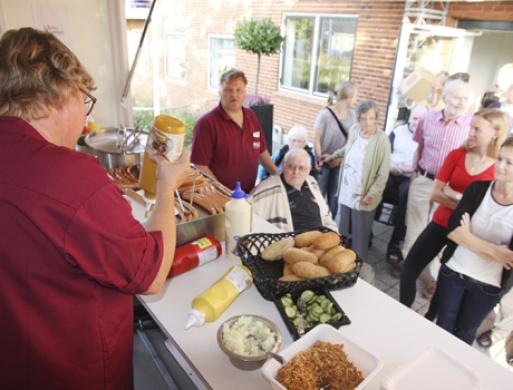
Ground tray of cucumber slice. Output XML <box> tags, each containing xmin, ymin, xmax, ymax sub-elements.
<box><xmin>272</xmin><ymin>287</ymin><xmax>351</xmax><ymax>340</ymax></box>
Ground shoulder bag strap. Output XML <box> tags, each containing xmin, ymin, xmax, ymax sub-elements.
<box><xmin>325</xmin><ymin>107</ymin><xmax>348</xmax><ymax>139</ymax></box>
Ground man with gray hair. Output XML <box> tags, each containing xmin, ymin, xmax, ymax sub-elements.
<box><xmin>249</xmin><ymin>148</ymin><xmax>337</xmax><ymax>232</ymax></box>
<box><xmin>398</xmin><ymin>78</ymin><xmax>473</xmax><ymax>299</ymax></box>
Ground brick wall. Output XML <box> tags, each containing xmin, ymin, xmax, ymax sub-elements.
<box><xmin>128</xmin><ymin>0</ymin><xmax>405</xmax><ymax>142</ymax></box>
<box><xmin>447</xmin><ymin>1</ymin><xmax>513</xmax><ymax>26</ymax></box>
<box><xmin>127</xmin><ymin>0</ymin><xmax>513</xmax><ymax>142</ymax></box>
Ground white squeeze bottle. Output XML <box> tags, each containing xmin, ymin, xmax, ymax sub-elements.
<box><xmin>224</xmin><ymin>182</ymin><xmax>252</xmax><ymax>263</ymax></box>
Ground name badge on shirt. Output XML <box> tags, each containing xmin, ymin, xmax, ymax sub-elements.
<box><xmin>253</xmin><ymin>132</ymin><xmax>260</xmax><ymax>138</ymax></box>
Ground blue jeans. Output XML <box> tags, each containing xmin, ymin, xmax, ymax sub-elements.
<box><xmin>318</xmin><ymin>163</ymin><xmax>340</xmax><ymax>218</ymax></box>
<box><xmin>436</xmin><ymin>264</ymin><xmax>503</xmax><ymax>345</ymax></box>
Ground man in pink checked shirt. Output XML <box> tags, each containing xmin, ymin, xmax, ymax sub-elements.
<box><xmin>398</xmin><ymin>79</ymin><xmax>472</xmax><ymax>298</ymax></box>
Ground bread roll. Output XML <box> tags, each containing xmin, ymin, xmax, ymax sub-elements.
<box><xmin>308</xmin><ymin>245</ymin><xmax>326</xmax><ymax>259</ymax></box>
<box><xmin>261</xmin><ymin>237</ymin><xmax>294</xmax><ymax>261</ymax></box>
<box><xmin>312</xmin><ymin>232</ymin><xmax>340</xmax><ymax>249</ymax></box>
<box><xmin>283</xmin><ymin>248</ymin><xmax>318</xmax><ymax>265</ymax></box>
<box><xmin>344</xmin><ymin>262</ymin><xmax>357</xmax><ymax>273</ymax></box>
<box><xmin>283</xmin><ymin>263</ymin><xmax>294</xmax><ymax>276</ymax></box>
<box><xmin>279</xmin><ymin>274</ymin><xmax>304</xmax><ymax>282</ymax></box>
<box><xmin>319</xmin><ymin>246</ymin><xmax>346</xmax><ymax>268</ymax></box>
<box><xmin>292</xmin><ymin>262</ymin><xmax>331</xmax><ymax>279</ymax></box>
<box><xmin>328</xmin><ymin>250</ymin><xmax>357</xmax><ymax>274</ymax></box>
<box><xmin>294</xmin><ymin>230</ymin><xmax>322</xmax><ymax>247</ymax></box>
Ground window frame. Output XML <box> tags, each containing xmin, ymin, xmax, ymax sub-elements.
<box><xmin>208</xmin><ymin>34</ymin><xmax>236</xmax><ymax>90</ymax></box>
<box><xmin>164</xmin><ymin>31</ymin><xmax>186</xmax><ymax>81</ymax></box>
<box><xmin>279</xmin><ymin>13</ymin><xmax>358</xmax><ymax>99</ymax></box>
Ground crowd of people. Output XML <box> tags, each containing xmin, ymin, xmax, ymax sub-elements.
<box><xmin>2</xmin><ymin>25</ymin><xmax>513</xmax><ymax>389</ymax></box>
<box><xmin>191</xmin><ymin>65</ymin><xmax>513</xmax><ymax>360</ymax></box>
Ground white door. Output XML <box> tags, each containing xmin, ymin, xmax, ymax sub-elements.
<box><xmin>385</xmin><ymin>23</ymin><xmax>475</xmax><ymax>134</ymax></box>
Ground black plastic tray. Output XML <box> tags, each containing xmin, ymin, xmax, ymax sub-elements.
<box><xmin>272</xmin><ymin>287</ymin><xmax>351</xmax><ymax>341</ymax></box>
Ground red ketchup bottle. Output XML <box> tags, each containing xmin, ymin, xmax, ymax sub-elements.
<box><xmin>167</xmin><ymin>236</ymin><xmax>222</xmax><ymax>278</ymax></box>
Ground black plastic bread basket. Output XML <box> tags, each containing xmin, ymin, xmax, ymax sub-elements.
<box><xmin>237</xmin><ymin>227</ymin><xmax>361</xmax><ymax>301</ymax></box>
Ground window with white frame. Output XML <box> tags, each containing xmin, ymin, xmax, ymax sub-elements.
<box><xmin>280</xmin><ymin>14</ymin><xmax>358</xmax><ymax>96</ymax></box>
<box><xmin>165</xmin><ymin>32</ymin><xmax>185</xmax><ymax>80</ymax></box>
<box><xmin>209</xmin><ymin>36</ymin><xmax>235</xmax><ymax>89</ymax></box>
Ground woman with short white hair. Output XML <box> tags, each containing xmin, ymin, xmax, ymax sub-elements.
<box><xmin>256</xmin><ymin>125</ymin><xmax>317</xmax><ymax>183</ymax></box>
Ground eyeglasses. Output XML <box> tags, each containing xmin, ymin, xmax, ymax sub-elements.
<box><xmin>285</xmin><ymin>163</ymin><xmax>310</xmax><ymax>172</ymax></box>
<box><xmin>289</xmin><ymin>138</ymin><xmax>306</xmax><ymax>145</ymax></box>
<box><xmin>80</xmin><ymin>88</ymin><xmax>97</xmax><ymax>116</ymax></box>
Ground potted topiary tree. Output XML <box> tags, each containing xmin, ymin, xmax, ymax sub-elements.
<box><xmin>234</xmin><ymin>17</ymin><xmax>285</xmax><ymax>154</ymax></box>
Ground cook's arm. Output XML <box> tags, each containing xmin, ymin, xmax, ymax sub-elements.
<box><xmin>142</xmin><ymin>150</ymin><xmax>193</xmax><ymax>294</ymax></box>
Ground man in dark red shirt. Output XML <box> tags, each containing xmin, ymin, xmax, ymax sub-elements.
<box><xmin>191</xmin><ymin>69</ymin><xmax>279</xmax><ymax>193</ymax></box>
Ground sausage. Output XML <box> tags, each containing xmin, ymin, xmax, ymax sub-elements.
<box><xmin>212</xmin><ymin>182</ymin><xmax>232</xmax><ymax>197</ymax></box>
<box><xmin>124</xmin><ymin>166</ymin><xmax>139</xmax><ymax>184</ymax></box>
<box><xmin>199</xmin><ymin>187</ymin><xmax>223</xmax><ymax>213</ymax></box>
<box><xmin>181</xmin><ymin>192</ymin><xmax>216</xmax><ymax>215</ymax></box>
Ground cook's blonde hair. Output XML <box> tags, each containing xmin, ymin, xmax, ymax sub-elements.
<box><xmin>0</xmin><ymin>28</ymin><xmax>95</xmax><ymax>121</ymax></box>
<box><xmin>461</xmin><ymin>108</ymin><xmax>508</xmax><ymax>158</ymax></box>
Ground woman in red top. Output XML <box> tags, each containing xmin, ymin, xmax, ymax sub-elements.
<box><xmin>400</xmin><ymin>109</ymin><xmax>508</xmax><ymax>311</ymax></box>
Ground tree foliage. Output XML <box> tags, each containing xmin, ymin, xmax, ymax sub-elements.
<box><xmin>234</xmin><ymin>17</ymin><xmax>285</xmax><ymax>96</ymax></box>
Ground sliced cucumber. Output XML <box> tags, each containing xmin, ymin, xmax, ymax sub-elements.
<box><xmin>281</xmin><ymin>295</ymin><xmax>293</xmax><ymax>307</ymax></box>
<box><xmin>284</xmin><ymin>306</ymin><xmax>297</xmax><ymax>318</ymax></box>
<box><xmin>330</xmin><ymin>312</ymin><xmax>342</xmax><ymax>322</ymax></box>
<box><xmin>300</xmin><ymin>290</ymin><xmax>315</xmax><ymax>303</ymax></box>
<box><xmin>319</xmin><ymin>313</ymin><xmax>332</xmax><ymax>323</ymax></box>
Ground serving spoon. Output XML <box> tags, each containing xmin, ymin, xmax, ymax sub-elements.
<box><xmin>247</xmin><ymin>334</ymin><xmax>285</xmax><ymax>365</ymax></box>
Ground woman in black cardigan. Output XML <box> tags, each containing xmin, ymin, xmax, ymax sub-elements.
<box><xmin>436</xmin><ymin>137</ymin><xmax>513</xmax><ymax>345</ymax></box>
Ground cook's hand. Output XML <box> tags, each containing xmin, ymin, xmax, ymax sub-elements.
<box><xmin>361</xmin><ymin>195</ymin><xmax>374</xmax><ymax>206</ymax></box>
<box><xmin>329</xmin><ymin>158</ymin><xmax>343</xmax><ymax>168</ymax></box>
<box><xmin>150</xmin><ymin>149</ymin><xmax>193</xmax><ymax>192</ymax></box>
<box><xmin>494</xmin><ymin>245</ymin><xmax>513</xmax><ymax>270</ymax></box>
<box><xmin>460</xmin><ymin>212</ymin><xmax>471</xmax><ymax>232</ymax></box>
<box><xmin>319</xmin><ymin>154</ymin><xmax>332</xmax><ymax>166</ymax></box>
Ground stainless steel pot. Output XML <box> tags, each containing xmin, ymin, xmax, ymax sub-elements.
<box><xmin>76</xmin><ymin>133</ymin><xmax>97</xmax><ymax>157</ymax></box>
<box><xmin>84</xmin><ymin>127</ymin><xmax>148</xmax><ymax>170</ymax></box>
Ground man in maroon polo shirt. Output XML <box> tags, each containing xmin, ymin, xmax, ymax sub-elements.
<box><xmin>191</xmin><ymin>69</ymin><xmax>280</xmax><ymax>193</ymax></box>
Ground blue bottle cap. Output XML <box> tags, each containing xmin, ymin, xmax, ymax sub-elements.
<box><xmin>231</xmin><ymin>182</ymin><xmax>247</xmax><ymax>199</ymax></box>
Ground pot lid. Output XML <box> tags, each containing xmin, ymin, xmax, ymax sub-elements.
<box><xmin>85</xmin><ymin>127</ymin><xmax>148</xmax><ymax>155</ymax></box>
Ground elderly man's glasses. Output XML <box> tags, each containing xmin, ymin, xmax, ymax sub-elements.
<box><xmin>285</xmin><ymin>163</ymin><xmax>310</xmax><ymax>172</ymax></box>
<box><xmin>289</xmin><ymin>138</ymin><xmax>305</xmax><ymax>145</ymax></box>
<box><xmin>80</xmin><ymin>88</ymin><xmax>97</xmax><ymax>116</ymax></box>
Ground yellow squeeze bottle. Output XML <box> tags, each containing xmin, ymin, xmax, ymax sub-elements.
<box><xmin>185</xmin><ymin>265</ymin><xmax>253</xmax><ymax>330</ymax></box>
<box><xmin>138</xmin><ymin>115</ymin><xmax>186</xmax><ymax>215</ymax></box>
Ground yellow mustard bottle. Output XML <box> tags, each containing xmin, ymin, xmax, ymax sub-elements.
<box><xmin>185</xmin><ymin>265</ymin><xmax>253</xmax><ymax>330</ymax></box>
<box><xmin>138</xmin><ymin>115</ymin><xmax>186</xmax><ymax>212</ymax></box>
